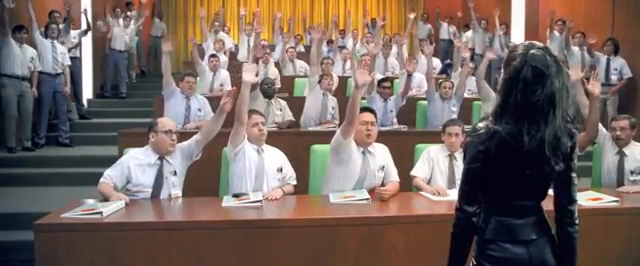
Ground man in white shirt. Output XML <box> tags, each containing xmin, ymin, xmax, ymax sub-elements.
<box><xmin>162</xmin><ymin>37</ymin><xmax>213</xmax><ymax>130</ymax></box>
<box><xmin>546</xmin><ymin>10</ymin><xmax>567</xmax><ymax>61</ymax></box>
<box><xmin>200</xmin><ymin>9</ymin><xmax>233</xmax><ymax>60</ymax></box>
<box><xmin>144</xmin><ymin>2</ymin><xmax>166</xmax><ymax>75</ymax></box>
<box><xmin>236</xmin><ymin>7</ymin><xmax>255</xmax><ymax>62</ymax></box>
<box><xmin>103</xmin><ymin>16</ymin><xmax>130</xmax><ymax>99</ymax></box>
<box><xmin>374</xmin><ymin>43</ymin><xmax>400</xmax><ymax>76</ymax></box>
<box><xmin>322</xmin><ymin>67</ymin><xmax>400</xmax><ymax>199</ymax></box>
<box><xmin>366</xmin><ymin>75</ymin><xmax>410</xmax><ymax>127</ymax></box>
<box><xmin>97</xmin><ymin>91</ymin><xmax>235</xmax><ymax>201</ymax></box>
<box><xmin>258</xmin><ymin>49</ymin><xmax>282</xmax><ymax>89</ymax></box>
<box><xmin>417</xmin><ymin>13</ymin><xmax>434</xmax><ymax>42</ymax></box>
<box><xmin>435</xmin><ymin>9</ymin><xmax>458</xmax><ymax>62</ymax></box>
<box><xmin>227</xmin><ymin>62</ymin><xmax>296</xmax><ymax>200</ymax></box>
<box><xmin>300</xmin><ymin>27</ymin><xmax>340</xmax><ymax>128</ymax></box>
<box><xmin>27</xmin><ymin>0</ymin><xmax>73</xmax><ymax>149</ymax></box>
<box><xmin>411</xmin><ymin>119</ymin><xmax>465</xmax><ymax>195</ymax></box>
<box><xmin>123</xmin><ymin>14</ymin><xmax>145</xmax><ymax>84</ymax></box>
<box><xmin>304</xmin><ymin>57</ymin><xmax>339</xmax><ymax>96</ymax></box>
<box><xmin>564</xmin><ymin>30</ymin><xmax>594</xmax><ymax>75</ymax></box>
<box><xmin>0</xmin><ymin>6</ymin><xmax>40</xmax><ymax>153</ymax></box>
<box><xmin>468</xmin><ymin>1</ymin><xmax>492</xmax><ymax>76</ymax></box>
<box><xmin>333</xmin><ymin>47</ymin><xmax>352</xmax><ymax>76</ymax></box>
<box><xmin>593</xmin><ymin>37</ymin><xmax>633</xmax><ymax>122</ymax></box>
<box><xmin>593</xmin><ymin>115</ymin><xmax>640</xmax><ymax>193</ymax></box>
<box><xmin>59</xmin><ymin>9</ymin><xmax>92</xmax><ymax>120</ymax></box>
<box><xmin>279</xmin><ymin>46</ymin><xmax>310</xmax><ymax>76</ymax></box>
<box><xmin>191</xmin><ymin>39</ymin><xmax>231</xmax><ymax>96</ymax></box>
<box><xmin>249</xmin><ymin>77</ymin><xmax>295</xmax><ymax>129</ymax></box>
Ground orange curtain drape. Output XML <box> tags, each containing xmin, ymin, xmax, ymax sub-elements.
<box><xmin>162</xmin><ymin>0</ymin><xmax>410</xmax><ymax>71</ymax></box>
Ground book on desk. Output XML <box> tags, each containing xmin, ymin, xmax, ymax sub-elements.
<box><xmin>577</xmin><ymin>190</ymin><xmax>621</xmax><ymax>206</ymax></box>
<box><xmin>419</xmin><ymin>189</ymin><xmax>458</xmax><ymax>201</ymax></box>
<box><xmin>61</xmin><ymin>201</ymin><xmax>125</xmax><ymax>218</ymax></box>
<box><xmin>222</xmin><ymin>192</ymin><xmax>264</xmax><ymax>207</ymax></box>
<box><xmin>329</xmin><ymin>189</ymin><xmax>371</xmax><ymax>204</ymax></box>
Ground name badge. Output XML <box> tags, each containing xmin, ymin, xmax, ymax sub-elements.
<box><xmin>375</xmin><ymin>165</ymin><xmax>385</xmax><ymax>184</ymax></box>
<box><xmin>276</xmin><ymin>166</ymin><xmax>284</xmax><ymax>181</ymax></box>
<box><xmin>629</xmin><ymin>166</ymin><xmax>640</xmax><ymax>181</ymax></box>
<box><xmin>170</xmin><ymin>189</ymin><xmax>182</xmax><ymax>198</ymax></box>
<box><xmin>197</xmin><ymin>108</ymin><xmax>204</xmax><ymax>116</ymax></box>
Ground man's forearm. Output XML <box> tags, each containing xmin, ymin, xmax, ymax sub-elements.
<box><xmin>31</xmin><ymin>71</ymin><xmax>39</xmax><ymax>88</ymax></box>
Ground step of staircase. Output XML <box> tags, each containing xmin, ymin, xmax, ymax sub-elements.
<box><xmin>0</xmin><ymin>168</ymin><xmax>105</xmax><ymax>187</ymax></box>
<box><xmin>127</xmin><ymin>83</ymin><xmax>162</xmax><ymax>92</ymax></box>
<box><xmin>87</xmin><ymin>98</ymin><xmax>154</xmax><ymax>109</ymax></box>
<box><xmin>0</xmin><ymin>230</ymin><xmax>34</xmax><ymax>264</ymax></box>
<box><xmin>0</xmin><ymin>146</ymin><xmax>117</xmax><ymax>168</ymax></box>
<box><xmin>48</xmin><ymin>118</ymin><xmax>150</xmax><ymax>133</ymax></box>
<box><xmin>127</xmin><ymin>90</ymin><xmax>160</xmax><ymax>99</ymax></box>
<box><xmin>85</xmin><ymin>108</ymin><xmax>154</xmax><ymax>119</ymax></box>
<box><xmin>46</xmin><ymin>132</ymin><xmax>117</xmax><ymax>146</ymax></box>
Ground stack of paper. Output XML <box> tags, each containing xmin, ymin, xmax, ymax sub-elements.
<box><xmin>419</xmin><ymin>189</ymin><xmax>458</xmax><ymax>201</ymax></box>
<box><xmin>329</xmin><ymin>189</ymin><xmax>371</xmax><ymax>204</ymax></box>
<box><xmin>379</xmin><ymin>125</ymin><xmax>408</xmax><ymax>131</ymax></box>
<box><xmin>577</xmin><ymin>191</ymin><xmax>620</xmax><ymax>206</ymax></box>
<box><xmin>61</xmin><ymin>201</ymin><xmax>125</xmax><ymax>218</ymax></box>
<box><xmin>308</xmin><ymin>124</ymin><xmax>338</xmax><ymax>131</ymax></box>
<box><xmin>222</xmin><ymin>192</ymin><xmax>264</xmax><ymax>207</ymax></box>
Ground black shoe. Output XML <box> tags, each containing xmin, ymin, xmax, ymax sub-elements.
<box><xmin>21</xmin><ymin>146</ymin><xmax>36</xmax><ymax>152</ymax></box>
<box><xmin>118</xmin><ymin>94</ymin><xmax>127</xmax><ymax>99</ymax></box>
<box><xmin>139</xmin><ymin>69</ymin><xmax>147</xmax><ymax>78</ymax></box>
<box><xmin>57</xmin><ymin>141</ymin><xmax>74</xmax><ymax>147</ymax></box>
<box><xmin>33</xmin><ymin>143</ymin><xmax>44</xmax><ymax>149</ymax></box>
<box><xmin>78</xmin><ymin>114</ymin><xmax>92</xmax><ymax>120</ymax></box>
<box><xmin>99</xmin><ymin>93</ymin><xmax>111</xmax><ymax>99</ymax></box>
<box><xmin>7</xmin><ymin>147</ymin><xmax>17</xmax><ymax>154</ymax></box>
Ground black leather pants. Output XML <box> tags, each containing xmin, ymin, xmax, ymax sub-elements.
<box><xmin>471</xmin><ymin>236</ymin><xmax>556</xmax><ymax>266</ymax></box>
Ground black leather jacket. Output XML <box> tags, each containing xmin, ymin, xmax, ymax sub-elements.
<box><xmin>447</xmin><ymin>123</ymin><xmax>579</xmax><ymax>266</ymax></box>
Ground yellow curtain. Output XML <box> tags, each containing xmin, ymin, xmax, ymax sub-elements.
<box><xmin>162</xmin><ymin>0</ymin><xmax>408</xmax><ymax>71</ymax></box>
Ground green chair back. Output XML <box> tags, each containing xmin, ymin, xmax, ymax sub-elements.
<box><xmin>220</xmin><ymin>147</ymin><xmax>230</xmax><ymax>196</ymax></box>
<box><xmin>293</xmin><ymin>78</ymin><xmax>309</xmax><ymax>97</ymax></box>
<box><xmin>591</xmin><ymin>144</ymin><xmax>602</xmax><ymax>188</ymax></box>
<box><xmin>360</xmin><ymin>99</ymin><xmax>368</xmax><ymax>107</ymax></box>
<box><xmin>415</xmin><ymin>100</ymin><xmax>429</xmax><ymax>129</ymax></box>
<box><xmin>346</xmin><ymin>78</ymin><xmax>354</xmax><ymax>96</ymax></box>
<box><xmin>393</xmin><ymin>79</ymin><xmax>400</xmax><ymax>95</ymax></box>
<box><xmin>412</xmin><ymin>143</ymin><xmax>438</xmax><ymax>192</ymax></box>
<box><xmin>471</xmin><ymin>101</ymin><xmax>482</xmax><ymax>124</ymax></box>
<box><xmin>309</xmin><ymin>144</ymin><xmax>331</xmax><ymax>195</ymax></box>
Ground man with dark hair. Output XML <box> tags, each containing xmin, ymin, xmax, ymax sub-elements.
<box><xmin>190</xmin><ymin>38</ymin><xmax>231</xmax><ymax>96</ymax></box>
<box><xmin>546</xmin><ymin>10</ymin><xmax>568</xmax><ymax>60</ymax></box>
<box><xmin>322</xmin><ymin>66</ymin><xmax>400</xmax><ymax>200</ymax></box>
<box><xmin>594</xmin><ymin>37</ymin><xmax>633</xmax><ymax>121</ymax></box>
<box><xmin>27</xmin><ymin>0</ymin><xmax>73</xmax><ymax>149</ymax></box>
<box><xmin>227</xmin><ymin>61</ymin><xmax>297</xmax><ymax>200</ymax></box>
<box><xmin>162</xmin><ymin>36</ymin><xmax>213</xmax><ymax>130</ymax></box>
<box><xmin>411</xmin><ymin>118</ymin><xmax>465</xmax><ymax>196</ymax></box>
<box><xmin>0</xmin><ymin>4</ymin><xmax>40</xmax><ymax>153</ymax></box>
<box><xmin>97</xmin><ymin>88</ymin><xmax>235</xmax><ymax>202</ymax></box>
<box><xmin>366</xmin><ymin>72</ymin><xmax>410</xmax><ymax>127</ymax></box>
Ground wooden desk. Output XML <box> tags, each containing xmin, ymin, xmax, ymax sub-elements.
<box><xmin>118</xmin><ymin>129</ymin><xmax>444</xmax><ymax>196</ymax></box>
<box><xmin>34</xmin><ymin>191</ymin><xmax>640</xmax><ymax>266</ymax></box>
<box><xmin>152</xmin><ymin>95</ymin><xmax>478</xmax><ymax>129</ymax></box>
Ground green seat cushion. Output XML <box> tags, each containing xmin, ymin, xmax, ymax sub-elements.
<box><xmin>415</xmin><ymin>100</ymin><xmax>428</xmax><ymax>129</ymax></box>
<box><xmin>471</xmin><ymin>101</ymin><xmax>482</xmax><ymax>124</ymax></box>
<box><xmin>293</xmin><ymin>77</ymin><xmax>309</xmax><ymax>97</ymax></box>
<box><xmin>308</xmin><ymin>144</ymin><xmax>331</xmax><ymax>195</ymax></box>
<box><xmin>220</xmin><ymin>147</ymin><xmax>230</xmax><ymax>196</ymax></box>
<box><xmin>591</xmin><ymin>144</ymin><xmax>602</xmax><ymax>188</ymax></box>
<box><xmin>412</xmin><ymin>143</ymin><xmax>438</xmax><ymax>192</ymax></box>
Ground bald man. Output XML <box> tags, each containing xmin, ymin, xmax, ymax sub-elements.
<box><xmin>97</xmin><ymin>89</ymin><xmax>236</xmax><ymax>201</ymax></box>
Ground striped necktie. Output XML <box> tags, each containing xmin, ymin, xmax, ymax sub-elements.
<box><xmin>183</xmin><ymin>95</ymin><xmax>191</xmax><ymax>128</ymax></box>
<box><xmin>51</xmin><ymin>40</ymin><xmax>60</xmax><ymax>73</ymax></box>
<box><xmin>253</xmin><ymin>147</ymin><xmax>265</xmax><ymax>192</ymax></box>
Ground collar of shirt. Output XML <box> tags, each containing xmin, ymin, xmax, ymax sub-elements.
<box><xmin>620</xmin><ymin>141</ymin><xmax>640</xmax><ymax>155</ymax></box>
<box><xmin>142</xmin><ymin>145</ymin><xmax>176</xmax><ymax>166</ymax></box>
<box><xmin>441</xmin><ymin>144</ymin><xmax>463</xmax><ymax>160</ymax></box>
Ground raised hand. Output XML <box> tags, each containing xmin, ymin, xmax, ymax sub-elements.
<box><xmin>275</xmin><ymin>12</ymin><xmax>282</xmax><ymax>18</ymax></box>
<box><xmin>549</xmin><ymin>10</ymin><xmax>556</xmax><ymax>18</ymax></box>
<box><xmin>454</xmin><ymin>38</ymin><xmax>462</xmax><ymax>48</ymax></box>
<box><xmin>460</xmin><ymin>45</ymin><xmax>472</xmax><ymax>59</ymax></box>
<box><xmin>586</xmin><ymin>71</ymin><xmax>602</xmax><ymax>97</ymax></box>
<box><xmin>568</xmin><ymin>62</ymin><xmax>583</xmax><ymax>82</ymax></box>
<box><xmin>3</xmin><ymin>0</ymin><xmax>16</xmax><ymax>8</ymax></box>
<box><xmin>219</xmin><ymin>87</ymin><xmax>237</xmax><ymax>113</ymax></box>
<box><xmin>354</xmin><ymin>68</ymin><xmax>372</xmax><ymax>89</ymax></box>
<box><xmin>484</xmin><ymin>49</ymin><xmax>497</xmax><ymax>60</ymax></box>
<box><xmin>310</xmin><ymin>25</ymin><xmax>323</xmax><ymax>40</ymax></box>
<box><xmin>240</xmin><ymin>7</ymin><xmax>247</xmax><ymax>16</ymax></box>
<box><xmin>189</xmin><ymin>36</ymin><xmax>197</xmax><ymax>46</ymax></box>
<box><xmin>332</xmin><ymin>15</ymin><xmax>338</xmax><ymax>23</ymax></box>
<box><xmin>587</xmin><ymin>37</ymin><xmax>597</xmax><ymax>45</ymax></box>
<box><xmin>467</xmin><ymin>0</ymin><xmax>474</xmax><ymax>7</ymax></box>
<box><xmin>567</xmin><ymin>20</ymin><xmax>574</xmax><ymax>28</ymax></box>
<box><xmin>493</xmin><ymin>8</ymin><xmax>500</xmax><ymax>17</ymax></box>
<box><xmin>200</xmin><ymin>8</ymin><xmax>206</xmax><ymax>19</ymax></box>
<box><xmin>64</xmin><ymin>0</ymin><xmax>71</xmax><ymax>10</ymax></box>
<box><xmin>457</xmin><ymin>11</ymin><xmax>463</xmax><ymax>18</ymax></box>
<box><xmin>301</xmin><ymin>13</ymin><xmax>307</xmax><ymax>20</ymax></box>
<box><xmin>408</xmin><ymin>12</ymin><xmax>416</xmax><ymax>19</ymax></box>
<box><xmin>436</xmin><ymin>8</ymin><xmax>441</xmax><ymax>13</ymax></box>
<box><xmin>161</xmin><ymin>36</ymin><xmax>174</xmax><ymax>53</ymax></box>
<box><xmin>242</xmin><ymin>64</ymin><xmax>260</xmax><ymax>84</ymax></box>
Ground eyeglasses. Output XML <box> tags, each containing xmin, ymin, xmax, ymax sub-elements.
<box><xmin>379</xmin><ymin>85</ymin><xmax>392</xmax><ymax>89</ymax></box>
<box><xmin>154</xmin><ymin>129</ymin><xmax>179</xmax><ymax>138</ymax></box>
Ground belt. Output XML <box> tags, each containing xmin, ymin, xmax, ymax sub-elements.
<box><xmin>110</xmin><ymin>48</ymin><xmax>127</xmax><ymax>52</ymax></box>
<box><xmin>39</xmin><ymin>72</ymin><xmax>63</xmax><ymax>76</ymax></box>
<box><xmin>0</xmin><ymin>74</ymin><xmax>30</xmax><ymax>81</ymax></box>
<box><xmin>151</xmin><ymin>35</ymin><xmax>163</xmax><ymax>38</ymax></box>
<box><xmin>70</xmin><ymin>56</ymin><xmax>80</xmax><ymax>59</ymax></box>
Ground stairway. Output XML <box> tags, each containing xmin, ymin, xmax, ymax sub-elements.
<box><xmin>0</xmin><ymin>77</ymin><xmax>161</xmax><ymax>266</ymax></box>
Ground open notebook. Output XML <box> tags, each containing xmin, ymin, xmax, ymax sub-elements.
<box><xmin>419</xmin><ymin>189</ymin><xmax>458</xmax><ymax>201</ymax></box>
<box><xmin>329</xmin><ymin>189</ymin><xmax>371</xmax><ymax>204</ymax></box>
<box><xmin>61</xmin><ymin>201</ymin><xmax>125</xmax><ymax>218</ymax></box>
<box><xmin>222</xmin><ymin>192</ymin><xmax>264</xmax><ymax>207</ymax></box>
<box><xmin>307</xmin><ymin>124</ymin><xmax>338</xmax><ymax>131</ymax></box>
<box><xmin>577</xmin><ymin>190</ymin><xmax>620</xmax><ymax>206</ymax></box>
<box><xmin>379</xmin><ymin>125</ymin><xmax>408</xmax><ymax>131</ymax></box>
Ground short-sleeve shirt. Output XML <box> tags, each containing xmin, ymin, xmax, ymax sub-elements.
<box><xmin>410</xmin><ymin>144</ymin><xmax>463</xmax><ymax>189</ymax></box>
<box><xmin>163</xmin><ymin>87</ymin><xmax>214</xmax><ymax>128</ymax></box>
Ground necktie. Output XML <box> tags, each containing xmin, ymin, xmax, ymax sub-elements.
<box><xmin>319</xmin><ymin>92</ymin><xmax>329</xmax><ymax>122</ymax></box>
<box><xmin>616</xmin><ymin>149</ymin><xmax>626</xmax><ymax>188</ymax></box>
<box><xmin>150</xmin><ymin>157</ymin><xmax>165</xmax><ymax>198</ymax></box>
<box><xmin>381</xmin><ymin>100</ymin><xmax>391</xmax><ymax>127</ymax></box>
<box><xmin>209</xmin><ymin>71</ymin><xmax>217</xmax><ymax>93</ymax></box>
<box><xmin>383</xmin><ymin>57</ymin><xmax>389</xmax><ymax>75</ymax></box>
<box><xmin>51</xmin><ymin>41</ymin><xmax>60</xmax><ymax>73</ymax></box>
<box><xmin>342</xmin><ymin>61</ymin><xmax>347</xmax><ymax>75</ymax></box>
<box><xmin>264</xmin><ymin>100</ymin><xmax>273</xmax><ymax>125</ymax></box>
<box><xmin>183</xmin><ymin>95</ymin><xmax>191</xmax><ymax>128</ymax></box>
<box><xmin>253</xmin><ymin>147</ymin><xmax>265</xmax><ymax>192</ymax></box>
<box><xmin>447</xmin><ymin>153</ymin><xmax>456</xmax><ymax>189</ymax></box>
<box><xmin>580</xmin><ymin>47</ymin><xmax>586</xmax><ymax>73</ymax></box>
<box><xmin>246</xmin><ymin>36</ymin><xmax>252</xmax><ymax>60</ymax></box>
<box><xmin>353</xmin><ymin>149</ymin><xmax>370</xmax><ymax>190</ymax></box>
<box><xmin>291</xmin><ymin>59</ymin><xmax>298</xmax><ymax>75</ymax></box>
<box><xmin>604</xmin><ymin>57</ymin><xmax>612</xmax><ymax>84</ymax></box>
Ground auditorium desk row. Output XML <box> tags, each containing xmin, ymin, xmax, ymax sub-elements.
<box><xmin>119</xmin><ymin>128</ymin><xmax>448</xmax><ymax>196</ymax></box>
<box><xmin>34</xmin><ymin>190</ymin><xmax>640</xmax><ymax>266</ymax></box>
<box><xmin>153</xmin><ymin>96</ymin><xmax>480</xmax><ymax>129</ymax></box>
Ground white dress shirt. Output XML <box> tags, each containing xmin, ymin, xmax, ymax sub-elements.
<box><xmin>208</xmin><ymin>31</ymin><xmax>235</xmax><ymax>51</ymax></box>
<box><xmin>202</xmin><ymin>40</ymin><xmax>229</xmax><ymax>70</ymax></box>
<box><xmin>61</xmin><ymin>29</ymin><xmax>83</xmax><ymax>58</ymax></box>
<box><xmin>150</xmin><ymin>18</ymin><xmax>167</xmax><ymax>37</ymax></box>
<box><xmin>227</xmin><ymin>135</ymin><xmax>297</xmax><ymax>194</ymax></box>
<box><xmin>417</xmin><ymin>21</ymin><xmax>434</xmax><ymax>40</ymax></box>
<box><xmin>438</xmin><ymin>22</ymin><xmax>457</xmax><ymax>40</ymax></box>
<box><xmin>334</xmin><ymin>57</ymin><xmax>352</xmax><ymax>76</ymax></box>
<box><xmin>565</xmin><ymin>46</ymin><xmax>593</xmax><ymax>69</ymax></box>
<box><xmin>258</xmin><ymin>61</ymin><xmax>282</xmax><ymax>88</ymax></box>
<box><xmin>303</xmin><ymin>73</ymin><xmax>338</xmax><ymax>96</ymax></box>
<box><xmin>0</xmin><ymin>37</ymin><xmax>40</xmax><ymax>77</ymax></box>
<box><xmin>31</xmin><ymin>23</ymin><xmax>71</xmax><ymax>74</ymax></box>
<box><xmin>195</xmin><ymin>64</ymin><xmax>231</xmax><ymax>95</ymax></box>
<box><xmin>237</xmin><ymin>34</ymin><xmax>254</xmax><ymax>62</ymax></box>
<box><xmin>300</xmin><ymin>74</ymin><xmax>340</xmax><ymax>128</ymax></box>
<box><xmin>390</xmin><ymin>44</ymin><xmax>409</xmax><ymax>60</ymax></box>
<box><xmin>595</xmin><ymin>125</ymin><xmax>640</xmax><ymax>188</ymax></box>
<box><xmin>322</xmin><ymin>133</ymin><xmax>400</xmax><ymax>194</ymax></box>
<box><xmin>410</xmin><ymin>144</ymin><xmax>463</xmax><ymax>189</ymax></box>
<box><xmin>417</xmin><ymin>54</ymin><xmax>442</xmax><ymax>76</ymax></box>
<box><xmin>249</xmin><ymin>90</ymin><xmax>296</xmax><ymax>126</ymax></box>
<box><xmin>593</xmin><ymin>52</ymin><xmax>633</xmax><ymax>87</ymax></box>
<box><xmin>366</xmin><ymin>89</ymin><xmax>406</xmax><ymax>127</ymax></box>
<box><xmin>547</xmin><ymin>30</ymin><xmax>565</xmax><ymax>59</ymax></box>
<box><xmin>404</xmin><ymin>72</ymin><xmax>428</xmax><ymax>97</ymax></box>
<box><xmin>280</xmin><ymin>58</ymin><xmax>310</xmax><ymax>76</ymax></box>
<box><xmin>109</xmin><ymin>25</ymin><xmax>130</xmax><ymax>51</ymax></box>
<box><xmin>462</xmin><ymin>30</ymin><xmax>474</xmax><ymax>47</ymax></box>
<box><xmin>98</xmin><ymin>136</ymin><xmax>203</xmax><ymax>199</ymax></box>
<box><xmin>374</xmin><ymin>54</ymin><xmax>400</xmax><ymax>76</ymax></box>
<box><xmin>163</xmin><ymin>86</ymin><xmax>214</xmax><ymax>128</ymax></box>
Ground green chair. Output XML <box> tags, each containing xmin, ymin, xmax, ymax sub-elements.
<box><xmin>345</xmin><ymin>78</ymin><xmax>354</xmax><ymax>96</ymax></box>
<box><xmin>412</xmin><ymin>143</ymin><xmax>438</xmax><ymax>192</ymax></box>
<box><xmin>360</xmin><ymin>99</ymin><xmax>369</xmax><ymax>107</ymax></box>
<box><xmin>471</xmin><ymin>101</ymin><xmax>482</xmax><ymax>124</ymax></box>
<box><xmin>393</xmin><ymin>79</ymin><xmax>400</xmax><ymax>95</ymax></box>
<box><xmin>293</xmin><ymin>77</ymin><xmax>308</xmax><ymax>96</ymax></box>
<box><xmin>219</xmin><ymin>147</ymin><xmax>230</xmax><ymax>196</ymax></box>
<box><xmin>591</xmin><ymin>144</ymin><xmax>602</xmax><ymax>188</ymax></box>
<box><xmin>308</xmin><ymin>144</ymin><xmax>331</xmax><ymax>195</ymax></box>
<box><xmin>415</xmin><ymin>101</ymin><xmax>429</xmax><ymax>129</ymax></box>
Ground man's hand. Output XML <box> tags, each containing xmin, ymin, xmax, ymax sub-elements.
<box><xmin>429</xmin><ymin>186</ymin><xmax>449</xmax><ymax>196</ymax></box>
<box><xmin>309</xmin><ymin>25</ymin><xmax>323</xmax><ymax>41</ymax></box>
<box><xmin>617</xmin><ymin>185</ymin><xmax>640</xmax><ymax>193</ymax></box>
<box><xmin>242</xmin><ymin>64</ymin><xmax>260</xmax><ymax>84</ymax></box>
<box><xmin>586</xmin><ymin>70</ymin><xmax>602</xmax><ymax>97</ymax></box>
<box><xmin>31</xmin><ymin>87</ymin><xmax>38</xmax><ymax>98</ymax></box>
<box><xmin>161</xmin><ymin>35</ymin><xmax>174</xmax><ymax>53</ymax></box>
<box><xmin>493</xmin><ymin>8</ymin><xmax>500</xmax><ymax>17</ymax></box>
<box><xmin>264</xmin><ymin>188</ymin><xmax>285</xmax><ymax>200</ymax></box>
<box><xmin>354</xmin><ymin>68</ymin><xmax>372</xmax><ymax>89</ymax></box>
<box><xmin>240</xmin><ymin>7</ymin><xmax>246</xmax><ymax>16</ymax></box>
<box><xmin>375</xmin><ymin>186</ymin><xmax>394</xmax><ymax>201</ymax></box>
<box><xmin>199</xmin><ymin>7</ymin><xmax>206</xmax><ymax>19</ymax></box>
<box><xmin>110</xmin><ymin>192</ymin><xmax>130</xmax><ymax>203</ymax></box>
<box><xmin>63</xmin><ymin>85</ymin><xmax>70</xmax><ymax>96</ymax></box>
<box><xmin>408</xmin><ymin>12</ymin><xmax>416</xmax><ymax>19</ymax></box>
<box><xmin>484</xmin><ymin>49</ymin><xmax>497</xmax><ymax>61</ymax></box>
<box><xmin>218</xmin><ymin>87</ymin><xmax>237</xmax><ymax>113</ymax></box>
<box><xmin>183</xmin><ymin>123</ymin><xmax>199</xmax><ymax>130</ymax></box>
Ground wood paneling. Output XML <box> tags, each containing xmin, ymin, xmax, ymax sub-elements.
<box><xmin>421</xmin><ymin>0</ymin><xmax>510</xmax><ymax>35</ymax></box>
<box><xmin>537</xmin><ymin>0</ymin><xmax>613</xmax><ymax>48</ymax></box>
<box><xmin>613</xmin><ymin>0</ymin><xmax>640</xmax><ymax>120</ymax></box>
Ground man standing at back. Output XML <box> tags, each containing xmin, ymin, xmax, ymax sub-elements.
<box><xmin>321</xmin><ymin>66</ymin><xmax>400</xmax><ymax>201</ymax></box>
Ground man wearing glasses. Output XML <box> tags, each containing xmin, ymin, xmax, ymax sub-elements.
<box><xmin>96</xmin><ymin>89</ymin><xmax>236</xmax><ymax>202</ymax></box>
